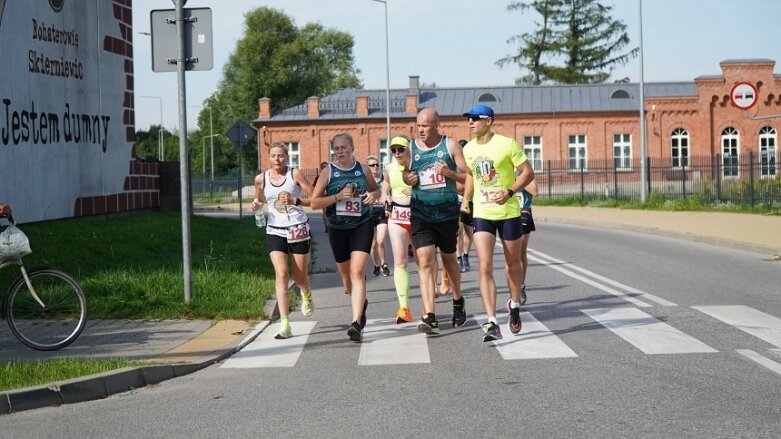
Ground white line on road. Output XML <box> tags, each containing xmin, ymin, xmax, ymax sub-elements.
<box><xmin>582</xmin><ymin>307</ymin><xmax>717</xmax><ymax>354</ymax></box>
<box><xmin>693</xmin><ymin>305</ymin><xmax>781</xmax><ymax>348</ymax></box>
<box><xmin>474</xmin><ymin>313</ymin><xmax>578</xmax><ymax>360</ymax></box>
<box><xmin>358</xmin><ymin>318</ymin><xmax>431</xmax><ymax>365</ymax></box>
<box><xmin>529</xmin><ymin>249</ymin><xmax>677</xmax><ymax>307</ymax></box>
<box><xmin>737</xmin><ymin>349</ymin><xmax>781</xmax><ymax>376</ymax></box>
<box><xmin>527</xmin><ymin>253</ymin><xmax>652</xmax><ymax>308</ymax></box>
<box><xmin>221</xmin><ymin>321</ymin><xmax>317</xmax><ymax>368</ymax></box>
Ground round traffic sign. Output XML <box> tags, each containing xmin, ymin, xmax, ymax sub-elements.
<box><xmin>730</xmin><ymin>82</ymin><xmax>758</xmax><ymax>110</ymax></box>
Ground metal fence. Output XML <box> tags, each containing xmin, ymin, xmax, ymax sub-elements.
<box><xmin>191</xmin><ymin>153</ymin><xmax>780</xmax><ymax>209</ymax></box>
<box><xmin>537</xmin><ymin>152</ymin><xmax>779</xmax><ymax>208</ymax></box>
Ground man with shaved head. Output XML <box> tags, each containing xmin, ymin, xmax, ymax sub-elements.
<box><xmin>403</xmin><ymin>107</ymin><xmax>468</xmax><ymax>334</ymax></box>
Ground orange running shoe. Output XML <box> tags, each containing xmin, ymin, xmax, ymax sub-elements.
<box><xmin>396</xmin><ymin>307</ymin><xmax>413</xmax><ymax>324</ymax></box>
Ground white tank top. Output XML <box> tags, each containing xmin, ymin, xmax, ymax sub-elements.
<box><xmin>264</xmin><ymin>167</ymin><xmax>309</xmax><ymax>237</ymax></box>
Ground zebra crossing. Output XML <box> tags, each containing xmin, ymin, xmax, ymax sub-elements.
<box><xmin>221</xmin><ymin>304</ymin><xmax>781</xmax><ymax>375</ymax></box>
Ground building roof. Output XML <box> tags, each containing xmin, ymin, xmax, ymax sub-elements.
<box><xmin>259</xmin><ymin>82</ymin><xmax>698</xmax><ymax>122</ymax></box>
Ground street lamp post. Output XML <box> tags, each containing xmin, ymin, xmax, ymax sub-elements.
<box><xmin>638</xmin><ymin>0</ymin><xmax>648</xmax><ymax>203</ymax></box>
<box><xmin>201</xmin><ymin>134</ymin><xmax>220</xmax><ymax>197</ymax></box>
<box><xmin>139</xmin><ymin>95</ymin><xmax>164</xmax><ymax>160</ymax></box>
<box><xmin>192</xmin><ymin>105</ymin><xmax>216</xmax><ymax>198</ymax></box>
<box><xmin>372</xmin><ymin>0</ymin><xmax>391</xmax><ymax>160</ymax></box>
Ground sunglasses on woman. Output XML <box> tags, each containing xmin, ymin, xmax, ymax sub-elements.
<box><xmin>367</xmin><ymin>163</ymin><xmax>380</xmax><ymax>167</ymax></box>
<box><xmin>390</xmin><ymin>147</ymin><xmax>406</xmax><ymax>153</ymax></box>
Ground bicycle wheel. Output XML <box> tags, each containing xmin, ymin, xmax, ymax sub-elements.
<box><xmin>5</xmin><ymin>268</ymin><xmax>87</xmax><ymax>351</ymax></box>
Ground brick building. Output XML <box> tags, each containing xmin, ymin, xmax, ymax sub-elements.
<box><xmin>253</xmin><ymin>59</ymin><xmax>780</xmax><ymax>180</ymax></box>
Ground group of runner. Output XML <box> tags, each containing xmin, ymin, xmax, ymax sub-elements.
<box><xmin>252</xmin><ymin>105</ymin><xmax>537</xmax><ymax>343</ymax></box>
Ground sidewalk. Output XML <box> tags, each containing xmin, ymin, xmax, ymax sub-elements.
<box><xmin>2</xmin><ymin>205</ymin><xmax>778</xmax><ymax>414</ymax></box>
<box><xmin>534</xmin><ymin>206</ymin><xmax>781</xmax><ymax>257</ymax></box>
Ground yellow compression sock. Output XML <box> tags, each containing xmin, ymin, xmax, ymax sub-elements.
<box><xmin>280</xmin><ymin>316</ymin><xmax>290</xmax><ymax>326</ymax></box>
<box><xmin>394</xmin><ymin>267</ymin><xmax>409</xmax><ymax>308</ymax></box>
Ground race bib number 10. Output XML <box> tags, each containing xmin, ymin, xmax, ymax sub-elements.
<box><xmin>336</xmin><ymin>197</ymin><xmax>362</xmax><ymax>216</ymax></box>
<box><xmin>419</xmin><ymin>167</ymin><xmax>446</xmax><ymax>190</ymax></box>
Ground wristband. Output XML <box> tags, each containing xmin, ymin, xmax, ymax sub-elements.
<box><xmin>506</xmin><ymin>189</ymin><xmax>515</xmax><ymax>198</ymax></box>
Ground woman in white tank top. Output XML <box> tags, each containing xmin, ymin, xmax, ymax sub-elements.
<box><xmin>251</xmin><ymin>143</ymin><xmax>315</xmax><ymax>340</ymax></box>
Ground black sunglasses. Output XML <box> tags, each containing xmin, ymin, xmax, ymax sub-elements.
<box><xmin>390</xmin><ymin>147</ymin><xmax>406</xmax><ymax>153</ymax></box>
<box><xmin>467</xmin><ymin>115</ymin><xmax>489</xmax><ymax>122</ymax></box>
<box><xmin>367</xmin><ymin>163</ymin><xmax>380</xmax><ymax>167</ymax></box>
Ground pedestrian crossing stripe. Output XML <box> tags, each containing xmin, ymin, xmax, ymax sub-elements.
<box><xmin>221</xmin><ymin>321</ymin><xmax>317</xmax><ymax>368</ymax></box>
<box><xmin>693</xmin><ymin>305</ymin><xmax>781</xmax><ymax>349</ymax></box>
<box><xmin>473</xmin><ymin>312</ymin><xmax>578</xmax><ymax>359</ymax></box>
<box><xmin>220</xmin><ymin>306</ymin><xmax>781</xmax><ymax>368</ymax></box>
<box><xmin>582</xmin><ymin>307</ymin><xmax>717</xmax><ymax>354</ymax></box>
<box><xmin>358</xmin><ymin>318</ymin><xmax>430</xmax><ymax>365</ymax></box>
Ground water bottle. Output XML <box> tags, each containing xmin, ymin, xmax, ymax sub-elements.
<box><xmin>254</xmin><ymin>205</ymin><xmax>266</xmax><ymax>228</ymax></box>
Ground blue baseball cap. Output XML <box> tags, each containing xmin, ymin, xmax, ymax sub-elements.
<box><xmin>463</xmin><ymin>104</ymin><xmax>494</xmax><ymax>118</ymax></box>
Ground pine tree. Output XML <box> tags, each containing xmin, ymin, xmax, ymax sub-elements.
<box><xmin>497</xmin><ymin>0</ymin><xmax>638</xmax><ymax>85</ymax></box>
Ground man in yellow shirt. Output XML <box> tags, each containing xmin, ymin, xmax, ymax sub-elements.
<box><xmin>460</xmin><ymin>105</ymin><xmax>535</xmax><ymax>342</ymax></box>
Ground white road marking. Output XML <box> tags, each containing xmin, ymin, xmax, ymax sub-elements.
<box><xmin>221</xmin><ymin>321</ymin><xmax>317</xmax><ymax>368</ymax></box>
<box><xmin>582</xmin><ymin>307</ymin><xmax>717</xmax><ymax>354</ymax></box>
<box><xmin>358</xmin><ymin>318</ymin><xmax>431</xmax><ymax>365</ymax></box>
<box><xmin>737</xmin><ymin>349</ymin><xmax>781</xmax><ymax>376</ymax></box>
<box><xmin>475</xmin><ymin>313</ymin><xmax>578</xmax><ymax>359</ymax></box>
<box><xmin>529</xmin><ymin>249</ymin><xmax>677</xmax><ymax>307</ymax></box>
<box><xmin>693</xmin><ymin>305</ymin><xmax>781</xmax><ymax>348</ymax></box>
<box><xmin>528</xmin><ymin>253</ymin><xmax>652</xmax><ymax>307</ymax></box>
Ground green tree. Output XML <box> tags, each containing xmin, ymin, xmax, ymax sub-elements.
<box><xmin>194</xmin><ymin>7</ymin><xmax>362</xmax><ymax>173</ymax></box>
<box><xmin>134</xmin><ymin>125</ymin><xmax>171</xmax><ymax>160</ymax></box>
<box><xmin>497</xmin><ymin>0</ymin><xmax>638</xmax><ymax>85</ymax></box>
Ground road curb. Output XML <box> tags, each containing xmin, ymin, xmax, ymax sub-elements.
<box><xmin>0</xmin><ymin>321</ymin><xmax>271</xmax><ymax>415</ymax></box>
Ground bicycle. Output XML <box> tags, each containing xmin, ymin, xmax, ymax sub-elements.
<box><xmin>1</xmin><ymin>215</ymin><xmax>87</xmax><ymax>351</ymax></box>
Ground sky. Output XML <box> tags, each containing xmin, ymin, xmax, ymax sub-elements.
<box><xmin>131</xmin><ymin>0</ymin><xmax>781</xmax><ymax>132</ymax></box>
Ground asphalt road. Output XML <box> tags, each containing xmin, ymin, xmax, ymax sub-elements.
<box><xmin>2</xmin><ymin>217</ymin><xmax>780</xmax><ymax>438</ymax></box>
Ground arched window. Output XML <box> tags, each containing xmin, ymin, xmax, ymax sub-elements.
<box><xmin>477</xmin><ymin>93</ymin><xmax>498</xmax><ymax>103</ymax></box>
<box><xmin>759</xmin><ymin>126</ymin><xmax>777</xmax><ymax>177</ymax></box>
<box><xmin>610</xmin><ymin>89</ymin><xmax>630</xmax><ymax>99</ymax></box>
<box><xmin>721</xmin><ymin>127</ymin><xmax>739</xmax><ymax>177</ymax></box>
<box><xmin>671</xmin><ymin>128</ymin><xmax>689</xmax><ymax>168</ymax></box>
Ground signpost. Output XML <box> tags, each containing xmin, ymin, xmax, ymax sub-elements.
<box><xmin>146</xmin><ymin>0</ymin><xmax>213</xmax><ymax>304</ymax></box>
<box><xmin>227</xmin><ymin>120</ymin><xmax>256</xmax><ymax>218</ymax></box>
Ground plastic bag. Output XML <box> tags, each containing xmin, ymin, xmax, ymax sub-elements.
<box><xmin>0</xmin><ymin>224</ymin><xmax>32</xmax><ymax>258</ymax></box>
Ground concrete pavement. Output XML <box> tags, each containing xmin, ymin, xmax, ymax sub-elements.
<box><xmin>2</xmin><ymin>205</ymin><xmax>778</xmax><ymax>414</ymax></box>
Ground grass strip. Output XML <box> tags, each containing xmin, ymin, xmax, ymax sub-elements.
<box><xmin>0</xmin><ymin>358</ymin><xmax>144</xmax><ymax>392</ymax></box>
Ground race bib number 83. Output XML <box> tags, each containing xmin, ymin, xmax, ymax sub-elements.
<box><xmin>336</xmin><ymin>197</ymin><xmax>362</xmax><ymax>216</ymax></box>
